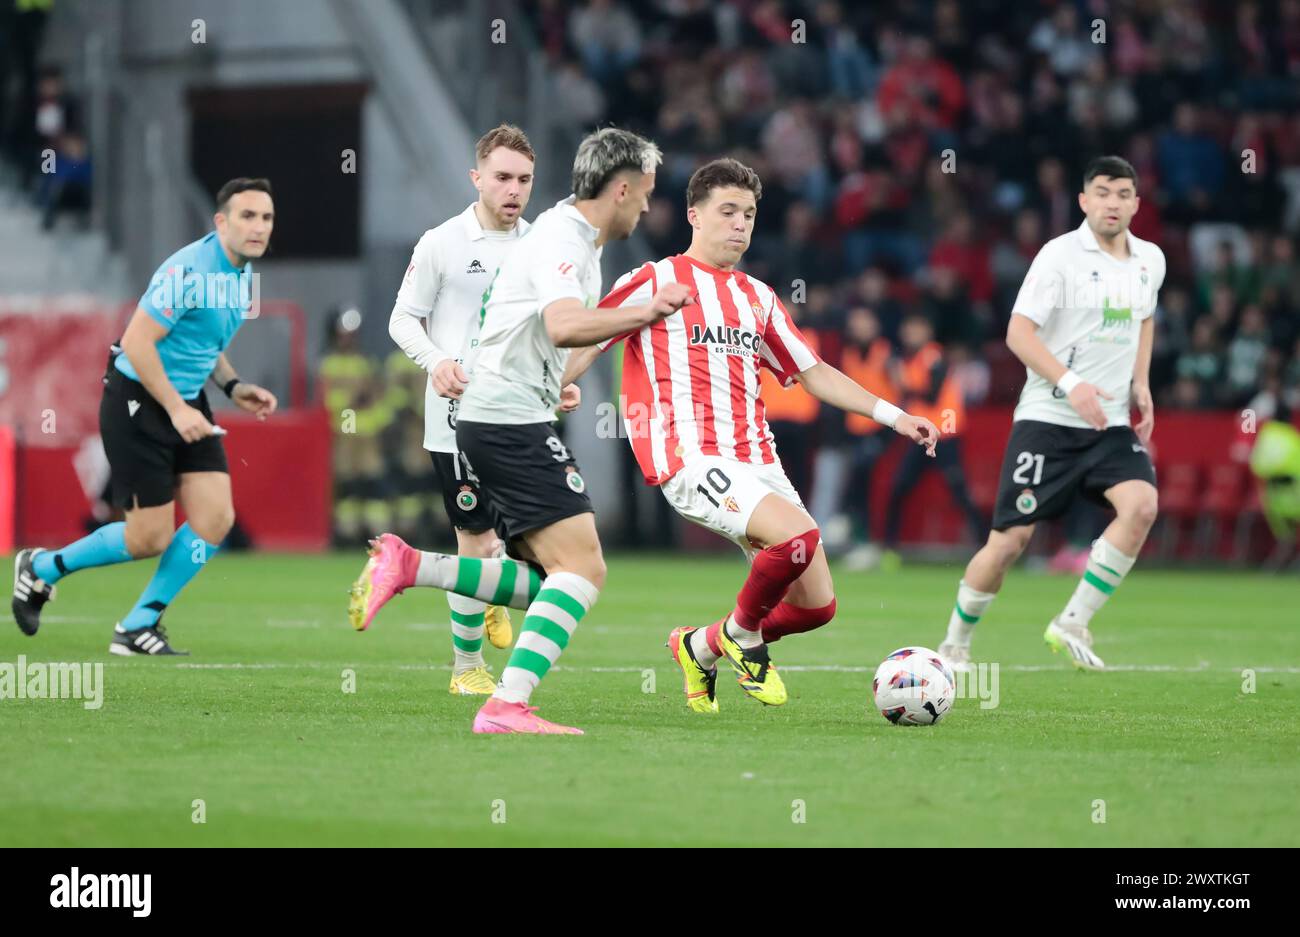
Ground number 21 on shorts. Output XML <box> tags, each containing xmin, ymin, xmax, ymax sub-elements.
<box><xmin>1012</xmin><ymin>451</ymin><xmax>1044</xmax><ymax>485</ymax></box>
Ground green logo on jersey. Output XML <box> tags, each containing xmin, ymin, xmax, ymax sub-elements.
<box><xmin>1100</xmin><ymin>298</ymin><xmax>1133</xmax><ymax>329</ymax></box>
<box><xmin>477</xmin><ymin>268</ymin><xmax>500</xmax><ymax>327</ymax></box>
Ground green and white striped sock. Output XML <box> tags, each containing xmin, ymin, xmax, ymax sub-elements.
<box><xmin>448</xmin><ymin>592</ymin><xmax>486</xmax><ymax>674</ymax></box>
<box><xmin>493</xmin><ymin>572</ymin><xmax>599</xmax><ymax>705</ymax></box>
<box><xmin>416</xmin><ymin>553</ymin><xmax>541</xmax><ymax>609</ymax></box>
<box><xmin>945</xmin><ymin>580</ymin><xmax>997</xmax><ymax>647</ymax></box>
<box><xmin>1060</xmin><ymin>537</ymin><xmax>1135</xmax><ymax>629</ymax></box>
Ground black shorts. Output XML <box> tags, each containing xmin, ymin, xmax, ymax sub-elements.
<box><xmin>455</xmin><ymin>420</ymin><xmax>594</xmax><ymax>541</ymax></box>
<box><xmin>99</xmin><ymin>368</ymin><xmax>228</xmax><ymax>509</ymax></box>
<box><xmin>429</xmin><ymin>449</ymin><xmax>498</xmax><ymax>533</ymax></box>
<box><xmin>991</xmin><ymin>420</ymin><xmax>1156</xmax><ymax>530</ymax></box>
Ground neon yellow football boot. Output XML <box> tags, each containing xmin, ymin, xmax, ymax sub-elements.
<box><xmin>484</xmin><ymin>604</ymin><xmax>513</xmax><ymax>649</ymax></box>
<box><xmin>718</xmin><ymin>621</ymin><xmax>787</xmax><ymax>706</ymax></box>
<box><xmin>667</xmin><ymin>626</ymin><xmax>719</xmax><ymax>713</ymax></box>
<box><xmin>449</xmin><ymin>666</ymin><xmax>497</xmax><ymax>695</ymax></box>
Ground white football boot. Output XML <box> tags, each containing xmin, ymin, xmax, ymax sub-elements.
<box><xmin>1044</xmin><ymin>617</ymin><xmax>1104</xmax><ymax>671</ymax></box>
<box><xmin>937</xmin><ymin>641</ymin><xmax>975</xmax><ymax>673</ymax></box>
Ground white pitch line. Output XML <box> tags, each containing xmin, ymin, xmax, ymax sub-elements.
<box><xmin>171</xmin><ymin>662</ymin><xmax>1300</xmax><ymax>674</ymax></box>
<box><xmin>173</xmin><ymin>663</ymin><xmax>299</xmax><ymax>670</ymax></box>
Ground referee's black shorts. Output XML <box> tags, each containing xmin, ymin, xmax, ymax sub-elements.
<box><xmin>99</xmin><ymin>368</ymin><xmax>228</xmax><ymax>509</ymax></box>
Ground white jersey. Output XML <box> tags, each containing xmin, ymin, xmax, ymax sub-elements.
<box><xmin>1011</xmin><ymin>220</ymin><xmax>1166</xmax><ymax>429</ymax></box>
<box><xmin>458</xmin><ymin>195</ymin><xmax>603</xmax><ymax>425</ymax></box>
<box><xmin>389</xmin><ymin>203</ymin><xmax>529</xmax><ymax>451</ymax></box>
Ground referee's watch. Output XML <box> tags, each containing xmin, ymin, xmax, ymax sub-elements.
<box><xmin>222</xmin><ymin>377</ymin><xmax>242</xmax><ymax>398</ymax></box>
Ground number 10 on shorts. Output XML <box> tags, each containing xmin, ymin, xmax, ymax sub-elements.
<box><xmin>696</xmin><ymin>467</ymin><xmax>733</xmax><ymax>509</ymax></box>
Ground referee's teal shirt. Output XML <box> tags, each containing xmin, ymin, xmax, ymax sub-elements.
<box><xmin>116</xmin><ymin>232</ymin><xmax>252</xmax><ymax>400</ymax></box>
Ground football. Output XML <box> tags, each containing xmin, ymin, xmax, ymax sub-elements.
<box><xmin>872</xmin><ymin>646</ymin><xmax>956</xmax><ymax>725</ymax></box>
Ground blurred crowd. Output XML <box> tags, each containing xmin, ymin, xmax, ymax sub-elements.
<box><xmin>318</xmin><ymin>309</ymin><xmax>448</xmax><ymax>547</ymax></box>
<box><xmin>0</xmin><ymin>0</ymin><xmax>93</xmax><ymax>228</ymax></box>
<box><xmin>522</xmin><ymin>0</ymin><xmax>1300</xmax><ymax>558</ymax></box>
<box><xmin>528</xmin><ymin>0</ymin><xmax>1300</xmax><ymax>423</ymax></box>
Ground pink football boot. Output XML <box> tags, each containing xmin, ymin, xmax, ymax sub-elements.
<box><xmin>347</xmin><ymin>533</ymin><xmax>420</xmax><ymax>631</ymax></box>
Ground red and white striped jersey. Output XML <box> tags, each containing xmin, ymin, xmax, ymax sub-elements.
<box><xmin>598</xmin><ymin>254</ymin><xmax>820</xmax><ymax>485</ymax></box>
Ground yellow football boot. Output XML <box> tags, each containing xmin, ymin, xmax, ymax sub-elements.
<box><xmin>718</xmin><ymin>622</ymin><xmax>787</xmax><ymax>706</ymax></box>
<box><xmin>667</xmin><ymin>626</ymin><xmax>719</xmax><ymax>713</ymax></box>
<box><xmin>449</xmin><ymin>666</ymin><xmax>497</xmax><ymax>695</ymax></box>
<box><xmin>484</xmin><ymin>604</ymin><xmax>513</xmax><ymax>649</ymax></box>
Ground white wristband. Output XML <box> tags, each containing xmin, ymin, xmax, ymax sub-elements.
<box><xmin>872</xmin><ymin>399</ymin><xmax>903</xmax><ymax>429</ymax></box>
<box><xmin>1056</xmin><ymin>370</ymin><xmax>1082</xmax><ymax>395</ymax></box>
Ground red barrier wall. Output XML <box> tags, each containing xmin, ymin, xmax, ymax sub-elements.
<box><xmin>10</xmin><ymin>405</ymin><xmax>1283</xmax><ymax>554</ymax></box>
<box><xmin>0</xmin><ymin>425</ymin><xmax>13</xmax><ymax>554</ymax></box>
<box><xmin>14</xmin><ymin>409</ymin><xmax>332</xmax><ymax>551</ymax></box>
<box><xmin>854</xmin><ymin>407</ymin><xmax>1254</xmax><ymax>546</ymax></box>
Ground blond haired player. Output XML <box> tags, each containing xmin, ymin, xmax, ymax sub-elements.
<box><xmin>385</xmin><ymin>124</ymin><xmax>535</xmax><ymax>695</ymax></box>
<box><xmin>353</xmin><ymin>128</ymin><xmax>693</xmax><ymax>734</ymax></box>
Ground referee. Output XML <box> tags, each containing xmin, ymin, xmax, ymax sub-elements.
<box><xmin>11</xmin><ymin>178</ymin><xmax>279</xmax><ymax>655</ymax></box>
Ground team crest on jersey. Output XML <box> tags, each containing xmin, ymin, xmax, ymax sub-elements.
<box><xmin>723</xmin><ymin>495</ymin><xmax>740</xmax><ymax>513</ymax></box>
<box><xmin>688</xmin><ymin>323</ymin><xmax>762</xmax><ymax>357</ymax></box>
<box><xmin>456</xmin><ymin>486</ymin><xmax>478</xmax><ymax>511</ymax></box>
<box><xmin>1016</xmin><ymin>489</ymin><xmax>1038</xmax><ymax>515</ymax></box>
<box><xmin>565</xmin><ymin>466</ymin><xmax>586</xmax><ymax>493</ymax></box>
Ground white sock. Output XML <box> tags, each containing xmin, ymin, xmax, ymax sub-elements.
<box><xmin>448</xmin><ymin>592</ymin><xmax>486</xmax><ymax>674</ymax></box>
<box><xmin>493</xmin><ymin>572</ymin><xmax>599</xmax><ymax>705</ymax></box>
<box><xmin>945</xmin><ymin>580</ymin><xmax>996</xmax><ymax>647</ymax></box>
<box><xmin>689</xmin><ymin>625</ymin><xmax>721</xmax><ymax>670</ymax></box>
<box><xmin>1059</xmin><ymin>537</ymin><xmax>1135</xmax><ymax>630</ymax></box>
<box><xmin>724</xmin><ymin>613</ymin><xmax>763</xmax><ymax>649</ymax></box>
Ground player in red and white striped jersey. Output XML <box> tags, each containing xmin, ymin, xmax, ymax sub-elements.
<box><xmin>564</xmin><ymin>158</ymin><xmax>941</xmax><ymax>713</ymax></box>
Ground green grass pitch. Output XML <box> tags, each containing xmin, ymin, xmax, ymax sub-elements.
<box><xmin>1</xmin><ymin>552</ymin><xmax>1297</xmax><ymax>847</ymax></box>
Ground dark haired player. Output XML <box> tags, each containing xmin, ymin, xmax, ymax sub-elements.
<box><xmin>12</xmin><ymin>178</ymin><xmax>278</xmax><ymax>655</ymax></box>
<box><xmin>936</xmin><ymin>156</ymin><xmax>1166</xmax><ymax>672</ymax></box>
<box><xmin>567</xmin><ymin>157</ymin><xmax>940</xmax><ymax>713</ymax></box>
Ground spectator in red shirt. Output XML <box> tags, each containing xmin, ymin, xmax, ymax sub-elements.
<box><xmin>929</xmin><ymin>212</ymin><xmax>993</xmax><ymax>304</ymax></box>
<box><xmin>877</xmin><ymin>35</ymin><xmax>966</xmax><ymax>133</ymax></box>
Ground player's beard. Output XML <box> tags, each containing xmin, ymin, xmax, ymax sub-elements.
<box><xmin>490</xmin><ymin>203</ymin><xmax>516</xmax><ymax>229</ymax></box>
